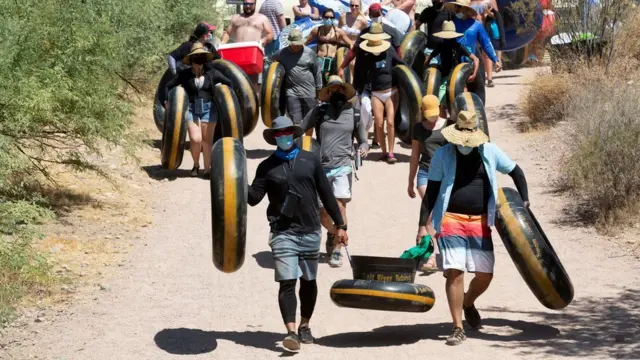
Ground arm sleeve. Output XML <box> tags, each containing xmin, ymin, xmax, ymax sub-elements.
<box><xmin>477</xmin><ymin>23</ymin><xmax>499</xmax><ymax>62</ymax></box>
<box><xmin>430</xmin><ymin>43</ymin><xmax>444</xmax><ymax>59</ymax></box>
<box><xmin>248</xmin><ymin>163</ymin><xmax>268</xmax><ymax>206</ymax></box>
<box><xmin>300</xmin><ymin>106</ymin><xmax>319</xmax><ymax>133</ymax></box>
<box><xmin>418</xmin><ymin>181</ymin><xmax>442</xmax><ymax>226</ymax></box>
<box><xmin>314</xmin><ymin>156</ymin><xmax>345</xmax><ymax>225</ymax></box>
<box><xmin>167</xmin><ymin>55</ymin><xmax>177</xmax><ymax>75</ymax></box>
<box><xmin>508</xmin><ymin>165</ymin><xmax>529</xmax><ymax>202</ymax></box>
<box><xmin>391</xmin><ymin>47</ymin><xmax>406</xmax><ymax>66</ymax></box>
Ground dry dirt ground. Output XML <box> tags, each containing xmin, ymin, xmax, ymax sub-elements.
<box><xmin>2</xmin><ymin>67</ymin><xmax>639</xmax><ymax>360</ymax></box>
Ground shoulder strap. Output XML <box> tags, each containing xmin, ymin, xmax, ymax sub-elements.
<box><xmin>315</xmin><ymin>103</ymin><xmax>330</xmax><ymax>143</ymax></box>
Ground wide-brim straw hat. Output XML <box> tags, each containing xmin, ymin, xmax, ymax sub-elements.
<box><xmin>263</xmin><ymin>116</ymin><xmax>304</xmax><ymax>146</ymax></box>
<box><xmin>441</xmin><ymin>110</ymin><xmax>489</xmax><ymax>147</ymax></box>
<box><xmin>359</xmin><ymin>38</ymin><xmax>391</xmax><ymax>53</ymax></box>
<box><xmin>318</xmin><ymin>75</ymin><xmax>357</xmax><ymax>102</ymax></box>
<box><xmin>183</xmin><ymin>43</ymin><xmax>214</xmax><ymax>65</ymax></box>
<box><xmin>443</xmin><ymin>0</ymin><xmax>478</xmax><ymax>17</ymax></box>
<box><xmin>433</xmin><ymin>20</ymin><xmax>464</xmax><ymax>39</ymax></box>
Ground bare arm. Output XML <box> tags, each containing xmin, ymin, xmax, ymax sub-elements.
<box><xmin>292</xmin><ymin>5</ymin><xmax>304</xmax><ymax>18</ymax></box>
<box><xmin>261</xmin><ymin>16</ymin><xmax>275</xmax><ymax>46</ymax></box>
<box><xmin>339</xmin><ymin>13</ymin><xmax>347</xmax><ymax>27</ymax></box>
<box><xmin>277</xmin><ymin>14</ymin><xmax>286</xmax><ymax>31</ymax></box>
<box><xmin>409</xmin><ymin>139</ymin><xmax>420</xmax><ymax>185</ymax></box>
<box><xmin>338</xmin><ymin>29</ymin><xmax>354</xmax><ymax>47</ymax></box>
<box><xmin>221</xmin><ymin>16</ymin><xmax>236</xmax><ymax>43</ymax></box>
<box><xmin>394</xmin><ymin>0</ymin><xmax>416</xmax><ymax>12</ymax></box>
<box><xmin>306</xmin><ymin>27</ymin><xmax>318</xmax><ymax>45</ymax></box>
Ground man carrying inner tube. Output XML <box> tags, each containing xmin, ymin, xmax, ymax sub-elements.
<box><xmin>248</xmin><ymin>116</ymin><xmax>348</xmax><ymax>351</ymax></box>
<box><xmin>424</xmin><ymin>21</ymin><xmax>480</xmax><ymax>118</ymax></box>
<box><xmin>446</xmin><ymin>0</ymin><xmax>502</xmax><ymax>100</ymax></box>
<box><xmin>272</xmin><ymin>29</ymin><xmax>323</xmax><ymax>126</ymax></box>
<box><xmin>305</xmin><ymin>8</ymin><xmax>354</xmax><ymax>86</ymax></box>
<box><xmin>416</xmin><ymin>110</ymin><xmax>529</xmax><ymax>345</ymax></box>
<box><xmin>299</xmin><ymin>76</ymin><xmax>369</xmax><ymax>268</ymax></box>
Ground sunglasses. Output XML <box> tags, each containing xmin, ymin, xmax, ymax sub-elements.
<box><xmin>243</xmin><ymin>2</ymin><xmax>255</xmax><ymax>5</ymax></box>
<box><xmin>191</xmin><ymin>55</ymin><xmax>208</xmax><ymax>64</ymax></box>
<box><xmin>323</xmin><ymin>15</ymin><xmax>335</xmax><ymax>19</ymax></box>
<box><xmin>350</xmin><ymin>4</ymin><xmax>360</xmax><ymax>7</ymax></box>
<box><xmin>274</xmin><ymin>130</ymin><xmax>294</xmax><ymax>137</ymax></box>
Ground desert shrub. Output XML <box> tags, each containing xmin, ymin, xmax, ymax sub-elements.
<box><xmin>562</xmin><ymin>82</ymin><xmax>640</xmax><ymax>231</ymax></box>
<box><xmin>520</xmin><ymin>73</ymin><xmax>572</xmax><ymax>130</ymax></box>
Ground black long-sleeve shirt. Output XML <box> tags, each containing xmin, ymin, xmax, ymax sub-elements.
<box><xmin>161</xmin><ymin>67</ymin><xmax>233</xmax><ymax>104</ymax></box>
<box><xmin>353</xmin><ymin>46</ymin><xmax>406</xmax><ymax>94</ymax></box>
<box><xmin>248</xmin><ymin>150</ymin><xmax>345</xmax><ymax>234</ymax></box>
<box><xmin>429</xmin><ymin>39</ymin><xmax>474</xmax><ymax>77</ymax></box>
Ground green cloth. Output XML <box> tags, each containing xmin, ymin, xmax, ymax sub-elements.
<box><xmin>400</xmin><ymin>235</ymin><xmax>434</xmax><ymax>261</ymax></box>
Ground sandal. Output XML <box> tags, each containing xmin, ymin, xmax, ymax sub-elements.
<box><xmin>419</xmin><ymin>255</ymin><xmax>438</xmax><ymax>273</ymax></box>
<box><xmin>386</xmin><ymin>153</ymin><xmax>398</xmax><ymax>163</ymax></box>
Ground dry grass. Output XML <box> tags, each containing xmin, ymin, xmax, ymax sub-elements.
<box><xmin>520</xmin><ymin>73</ymin><xmax>572</xmax><ymax>131</ymax></box>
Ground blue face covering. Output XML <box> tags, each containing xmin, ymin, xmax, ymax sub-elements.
<box><xmin>455</xmin><ymin>12</ymin><xmax>465</xmax><ymax>19</ymax></box>
<box><xmin>275</xmin><ymin>134</ymin><xmax>294</xmax><ymax>150</ymax></box>
<box><xmin>323</xmin><ymin>19</ymin><xmax>334</xmax><ymax>26</ymax></box>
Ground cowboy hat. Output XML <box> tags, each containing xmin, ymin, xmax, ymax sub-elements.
<box><xmin>360</xmin><ymin>22</ymin><xmax>392</xmax><ymax>41</ymax></box>
<box><xmin>422</xmin><ymin>94</ymin><xmax>440</xmax><ymax>118</ymax></box>
<box><xmin>433</xmin><ymin>20</ymin><xmax>464</xmax><ymax>39</ymax></box>
<box><xmin>441</xmin><ymin>110</ymin><xmax>489</xmax><ymax>147</ymax></box>
<box><xmin>318</xmin><ymin>75</ymin><xmax>357</xmax><ymax>102</ymax></box>
<box><xmin>443</xmin><ymin>0</ymin><xmax>478</xmax><ymax>18</ymax></box>
<box><xmin>263</xmin><ymin>116</ymin><xmax>304</xmax><ymax>146</ymax></box>
<box><xmin>183</xmin><ymin>43</ymin><xmax>214</xmax><ymax>65</ymax></box>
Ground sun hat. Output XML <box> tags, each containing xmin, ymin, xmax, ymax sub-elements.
<box><xmin>360</xmin><ymin>22</ymin><xmax>392</xmax><ymax>40</ymax></box>
<box><xmin>318</xmin><ymin>76</ymin><xmax>357</xmax><ymax>102</ymax></box>
<box><xmin>359</xmin><ymin>24</ymin><xmax>391</xmax><ymax>53</ymax></box>
<box><xmin>263</xmin><ymin>116</ymin><xmax>304</xmax><ymax>145</ymax></box>
<box><xmin>433</xmin><ymin>20</ymin><xmax>464</xmax><ymax>39</ymax></box>
<box><xmin>443</xmin><ymin>0</ymin><xmax>478</xmax><ymax>18</ymax></box>
<box><xmin>183</xmin><ymin>43</ymin><xmax>214</xmax><ymax>64</ymax></box>
<box><xmin>422</xmin><ymin>95</ymin><xmax>440</xmax><ymax>118</ymax></box>
<box><xmin>441</xmin><ymin>110</ymin><xmax>488</xmax><ymax>147</ymax></box>
<box><xmin>287</xmin><ymin>28</ymin><xmax>306</xmax><ymax>46</ymax></box>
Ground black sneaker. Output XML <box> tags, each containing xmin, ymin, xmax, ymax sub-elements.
<box><xmin>464</xmin><ymin>303</ymin><xmax>482</xmax><ymax>329</ymax></box>
<box><xmin>190</xmin><ymin>165</ymin><xmax>199</xmax><ymax>177</ymax></box>
<box><xmin>298</xmin><ymin>325</ymin><xmax>314</xmax><ymax>344</ymax></box>
<box><xmin>282</xmin><ymin>331</ymin><xmax>301</xmax><ymax>351</ymax></box>
<box><xmin>445</xmin><ymin>326</ymin><xmax>466</xmax><ymax>346</ymax></box>
<box><xmin>487</xmin><ymin>79</ymin><xmax>495</xmax><ymax>87</ymax></box>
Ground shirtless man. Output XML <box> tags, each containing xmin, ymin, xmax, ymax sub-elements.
<box><xmin>221</xmin><ymin>0</ymin><xmax>274</xmax><ymax>92</ymax></box>
<box><xmin>306</xmin><ymin>8</ymin><xmax>353</xmax><ymax>86</ymax></box>
<box><xmin>381</xmin><ymin>0</ymin><xmax>417</xmax><ymax>31</ymax></box>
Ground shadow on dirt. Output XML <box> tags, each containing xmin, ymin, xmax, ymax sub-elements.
<box><xmin>154</xmin><ymin>328</ymin><xmax>285</xmax><ymax>355</ymax></box>
<box><xmin>481</xmin><ymin>289</ymin><xmax>640</xmax><ymax>359</ymax></box>
<box><xmin>141</xmin><ymin>165</ymin><xmax>193</xmax><ymax>181</ymax></box>
<box><xmin>363</xmin><ymin>151</ymin><xmax>410</xmax><ymax>164</ymax></box>
<box><xmin>252</xmin><ymin>251</ymin><xmax>275</xmax><ymax>270</ymax></box>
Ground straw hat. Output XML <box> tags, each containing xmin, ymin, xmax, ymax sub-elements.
<box><xmin>433</xmin><ymin>21</ymin><xmax>464</xmax><ymax>39</ymax></box>
<box><xmin>183</xmin><ymin>43</ymin><xmax>214</xmax><ymax>65</ymax></box>
<box><xmin>443</xmin><ymin>0</ymin><xmax>478</xmax><ymax>17</ymax></box>
<box><xmin>360</xmin><ymin>22</ymin><xmax>392</xmax><ymax>41</ymax></box>
<box><xmin>318</xmin><ymin>76</ymin><xmax>357</xmax><ymax>102</ymax></box>
<box><xmin>422</xmin><ymin>95</ymin><xmax>440</xmax><ymax>118</ymax></box>
<box><xmin>441</xmin><ymin>110</ymin><xmax>488</xmax><ymax>147</ymax></box>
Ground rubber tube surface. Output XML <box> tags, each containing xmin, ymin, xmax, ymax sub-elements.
<box><xmin>214</xmin><ymin>85</ymin><xmax>244</xmax><ymax>142</ymax></box>
<box><xmin>495</xmin><ymin>187</ymin><xmax>574</xmax><ymax>309</ymax></box>
<box><xmin>447</xmin><ymin>62</ymin><xmax>486</xmax><ymax>116</ymax></box>
<box><xmin>504</xmin><ymin>44</ymin><xmax>531</xmax><ymax>69</ymax></box>
<box><xmin>210</xmin><ymin>137</ymin><xmax>248</xmax><ymax>273</ymax></box>
<box><xmin>399</xmin><ymin>30</ymin><xmax>428</xmax><ymax>80</ymax></box>
<box><xmin>422</xmin><ymin>66</ymin><xmax>442</xmax><ymax>99</ymax></box>
<box><xmin>261</xmin><ymin>61</ymin><xmax>287</xmax><ymax>128</ymax></box>
<box><xmin>454</xmin><ymin>92</ymin><xmax>490</xmax><ymax>140</ymax></box>
<box><xmin>393</xmin><ymin>65</ymin><xmax>424</xmax><ymax>145</ymax></box>
<box><xmin>294</xmin><ymin>135</ymin><xmax>320</xmax><ymax>158</ymax></box>
<box><xmin>211</xmin><ymin>59</ymin><xmax>259</xmax><ymax>136</ymax></box>
<box><xmin>153</xmin><ymin>69</ymin><xmax>175</xmax><ymax>133</ymax></box>
<box><xmin>330</xmin><ymin>279</ymin><xmax>435</xmax><ymax>313</ymax></box>
<box><xmin>496</xmin><ymin>0</ymin><xmax>543</xmax><ymax>51</ymax></box>
<box><xmin>160</xmin><ymin>86</ymin><xmax>188</xmax><ymax>170</ymax></box>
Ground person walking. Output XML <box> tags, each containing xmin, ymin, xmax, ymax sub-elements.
<box><xmin>416</xmin><ymin>110</ymin><xmax>529</xmax><ymax>346</ymax></box>
<box><xmin>299</xmin><ymin>76</ymin><xmax>369</xmax><ymax>267</ymax></box>
<box><xmin>167</xmin><ymin>23</ymin><xmax>217</xmax><ymax>76</ymax></box>
<box><xmin>247</xmin><ymin>116</ymin><xmax>349</xmax><ymax>352</ymax></box>
<box><xmin>259</xmin><ymin>0</ymin><xmax>287</xmax><ymax>57</ymax></box>
<box><xmin>408</xmin><ymin>95</ymin><xmax>449</xmax><ymax>272</ymax></box>
<box><xmin>272</xmin><ymin>29</ymin><xmax>323</xmax><ymax>125</ymax></box>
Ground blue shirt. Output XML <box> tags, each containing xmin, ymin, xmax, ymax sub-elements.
<box><xmin>427</xmin><ymin>143</ymin><xmax>516</xmax><ymax>232</ymax></box>
<box><xmin>452</xmin><ymin>17</ymin><xmax>499</xmax><ymax>63</ymax></box>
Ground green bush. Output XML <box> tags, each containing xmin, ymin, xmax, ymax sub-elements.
<box><xmin>0</xmin><ymin>0</ymin><xmax>228</xmax><ymax>324</ymax></box>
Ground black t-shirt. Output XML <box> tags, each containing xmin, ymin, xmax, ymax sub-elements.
<box><xmin>353</xmin><ymin>46</ymin><xmax>406</xmax><ymax>92</ymax></box>
<box><xmin>418</xmin><ymin>6</ymin><xmax>450</xmax><ymax>49</ymax></box>
<box><xmin>411</xmin><ymin>121</ymin><xmax>449</xmax><ymax>169</ymax></box>
<box><xmin>169</xmin><ymin>41</ymin><xmax>195</xmax><ymax>61</ymax></box>
<box><xmin>430</xmin><ymin>38</ymin><xmax>473</xmax><ymax>77</ymax></box>
<box><xmin>446</xmin><ymin>149</ymin><xmax>491</xmax><ymax>215</ymax></box>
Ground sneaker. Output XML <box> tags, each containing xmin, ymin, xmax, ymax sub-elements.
<box><xmin>190</xmin><ymin>165</ymin><xmax>199</xmax><ymax>177</ymax></box>
<box><xmin>282</xmin><ymin>332</ymin><xmax>301</xmax><ymax>351</ymax></box>
<box><xmin>201</xmin><ymin>171</ymin><xmax>211</xmax><ymax>180</ymax></box>
<box><xmin>463</xmin><ymin>303</ymin><xmax>482</xmax><ymax>329</ymax></box>
<box><xmin>329</xmin><ymin>250</ymin><xmax>343</xmax><ymax>268</ymax></box>
<box><xmin>298</xmin><ymin>325</ymin><xmax>314</xmax><ymax>344</ymax></box>
<box><xmin>487</xmin><ymin>79</ymin><xmax>495</xmax><ymax>87</ymax></box>
<box><xmin>325</xmin><ymin>232</ymin><xmax>335</xmax><ymax>256</ymax></box>
<box><xmin>446</xmin><ymin>326</ymin><xmax>466</xmax><ymax>345</ymax></box>
<box><xmin>386</xmin><ymin>153</ymin><xmax>397</xmax><ymax>163</ymax></box>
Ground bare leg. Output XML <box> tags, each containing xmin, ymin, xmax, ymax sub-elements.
<box><xmin>384</xmin><ymin>90</ymin><xmax>399</xmax><ymax>157</ymax></box>
<box><xmin>187</xmin><ymin>120</ymin><xmax>202</xmax><ymax>167</ymax></box>
<box><xmin>445</xmin><ymin>269</ymin><xmax>465</xmax><ymax>328</ymax></box>
<box><xmin>201</xmin><ymin>122</ymin><xmax>216</xmax><ymax>174</ymax></box>
<box><xmin>483</xmin><ymin>51</ymin><xmax>493</xmax><ymax>84</ymax></box>
<box><xmin>371</xmin><ymin>96</ymin><xmax>386</xmax><ymax>155</ymax></box>
<box><xmin>417</xmin><ymin>184</ymin><xmax>427</xmax><ymax>199</ymax></box>
<box><xmin>463</xmin><ymin>272</ymin><xmax>494</xmax><ymax>307</ymax></box>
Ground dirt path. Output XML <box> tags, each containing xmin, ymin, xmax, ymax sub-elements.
<box><xmin>3</xmin><ymin>67</ymin><xmax>639</xmax><ymax>360</ymax></box>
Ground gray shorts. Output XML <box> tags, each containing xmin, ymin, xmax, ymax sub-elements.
<box><xmin>319</xmin><ymin>167</ymin><xmax>353</xmax><ymax>208</ymax></box>
<box><xmin>268</xmin><ymin>230</ymin><xmax>322</xmax><ymax>282</ymax></box>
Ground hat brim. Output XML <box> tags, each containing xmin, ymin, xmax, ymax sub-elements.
<box><xmin>183</xmin><ymin>50</ymin><xmax>215</xmax><ymax>64</ymax></box>
<box><xmin>263</xmin><ymin>125</ymin><xmax>305</xmax><ymax>146</ymax></box>
<box><xmin>423</xmin><ymin>108</ymin><xmax>440</xmax><ymax>118</ymax></box>
<box><xmin>441</xmin><ymin>123</ymin><xmax>488</xmax><ymax>147</ymax></box>
<box><xmin>433</xmin><ymin>30</ymin><xmax>463</xmax><ymax>39</ymax></box>
<box><xmin>360</xmin><ymin>31</ymin><xmax>392</xmax><ymax>41</ymax></box>
<box><xmin>443</xmin><ymin>2</ymin><xmax>478</xmax><ymax>17</ymax></box>
<box><xmin>318</xmin><ymin>82</ymin><xmax>357</xmax><ymax>102</ymax></box>
<box><xmin>359</xmin><ymin>40</ymin><xmax>391</xmax><ymax>53</ymax></box>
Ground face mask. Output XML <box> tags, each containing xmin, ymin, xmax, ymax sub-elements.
<box><xmin>205</xmin><ymin>33</ymin><xmax>213</xmax><ymax>42</ymax></box>
<box><xmin>323</xmin><ymin>19</ymin><xmax>334</xmax><ymax>26</ymax></box>
<box><xmin>457</xmin><ymin>145</ymin><xmax>474</xmax><ymax>155</ymax></box>
<box><xmin>275</xmin><ymin>135</ymin><xmax>294</xmax><ymax>151</ymax></box>
<box><xmin>455</xmin><ymin>12</ymin><xmax>465</xmax><ymax>19</ymax></box>
<box><xmin>329</xmin><ymin>92</ymin><xmax>347</xmax><ymax>107</ymax></box>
